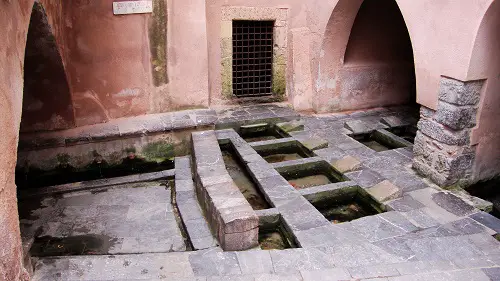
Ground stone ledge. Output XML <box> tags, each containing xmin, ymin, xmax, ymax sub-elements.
<box><xmin>20</xmin><ymin>109</ymin><xmax>217</xmax><ymax>150</ymax></box>
<box><xmin>270</xmin><ymin>156</ymin><xmax>324</xmax><ymax>169</ymax></box>
<box><xmin>18</xmin><ymin>169</ymin><xmax>175</xmax><ymax>199</ymax></box>
<box><xmin>174</xmin><ymin>156</ymin><xmax>217</xmax><ymax>251</ymax></box>
<box><xmin>192</xmin><ymin>131</ymin><xmax>259</xmax><ymax>251</ymax></box>
<box><xmin>248</xmin><ymin>137</ymin><xmax>295</xmax><ymax>148</ymax></box>
<box><xmin>299</xmin><ymin>181</ymin><xmax>359</xmax><ymax>199</ymax></box>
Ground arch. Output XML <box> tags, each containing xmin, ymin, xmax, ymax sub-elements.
<box><xmin>468</xmin><ymin>0</ymin><xmax>500</xmax><ymax>181</ymax></box>
<box><xmin>315</xmin><ymin>0</ymin><xmax>416</xmax><ymax>113</ymax></box>
<box><xmin>21</xmin><ymin>2</ymin><xmax>75</xmax><ymax>132</ymax></box>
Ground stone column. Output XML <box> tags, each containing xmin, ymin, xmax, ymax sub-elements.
<box><xmin>413</xmin><ymin>77</ymin><xmax>484</xmax><ymax>187</ymax></box>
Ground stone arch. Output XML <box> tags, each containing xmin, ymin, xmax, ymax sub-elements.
<box><xmin>315</xmin><ymin>0</ymin><xmax>416</xmax><ymax>113</ymax></box>
<box><xmin>21</xmin><ymin>1</ymin><xmax>75</xmax><ymax>132</ymax></box>
<box><xmin>468</xmin><ymin>0</ymin><xmax>500</xmax><ymax>181</ymax></box>
<box><xmin>0</xmin><ymin>1</ymin><xmax>36</xmax><ymax>279</ymax></box>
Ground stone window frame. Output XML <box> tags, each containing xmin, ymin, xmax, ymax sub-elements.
<box><xmin>220</xmin><ymin>6</ymin><xmax>288</xmax><ymax>100</ymax></box>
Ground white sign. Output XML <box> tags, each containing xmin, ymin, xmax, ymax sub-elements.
<box><xmin>113</xmin><ymin>1</ymin><xmax>153</xmax><ymax>15</ymax></box>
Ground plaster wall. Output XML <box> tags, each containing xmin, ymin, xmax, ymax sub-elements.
<box><xmin>64</xmin><ymin>0</ymin><xmax>152</xmax><ymax>126</ymax></box>
<box><xmin>166</xmin><ymin>0</ymin><xmax>210</xmax><ymax>111</ymax></box>
<box><xmin>312</xmin><ymin>0</ymin><xmax>494</xmax><ymax>112</ymax></box>
<box><xmin>469</xmin><ymin>0</ymin><xmax>500</xmax><ymax>181</ymax></box>
<box><xmin>20</xmin><ymin>0</ymin><xmax>210</xmax><ymax>132</ymax></box>
<box><xmin>315</xmin><ymin>0</ymin><xmax>415</xmax><ymax>112</ymax></box>
<box><xmin>0</xmin><ymin>1</ymin><xmax>33</xmax><ymax>280</ymax></box>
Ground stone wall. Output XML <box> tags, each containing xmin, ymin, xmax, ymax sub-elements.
<box><xmin>413</xmin><ymin>77</ymin><xmax>484</xmax><ymax>187</ymax></box>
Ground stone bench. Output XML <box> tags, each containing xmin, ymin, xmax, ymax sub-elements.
<box><xmin>191</xmin><ymin>131</ymin><xmax>258</xmax><ymax>250</ymax></box>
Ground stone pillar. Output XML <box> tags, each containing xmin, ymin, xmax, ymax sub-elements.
<box><xmin>413</xmin><ymin>77</ymin><xmax>484</xmax><ymax>187</ymax></box>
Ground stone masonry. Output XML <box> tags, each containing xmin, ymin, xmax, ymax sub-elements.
<box><xmin>413</xmin><ymin>77</ymin><xmax>485</xmax><ymax>187</ymax></box>
<box><xmin>191</xmin><ymin>131</ymin><xmax>259</xmax><ymax>250</ymax></box>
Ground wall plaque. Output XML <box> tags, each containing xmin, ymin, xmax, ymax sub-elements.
<box><xmin>113</xmin><ymin>1</ymin><xmax>153</xmax><ymax>15</ymax></box>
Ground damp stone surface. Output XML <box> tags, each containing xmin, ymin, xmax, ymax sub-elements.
<box><xmin>19</xmin><ymin>181</ymin><xmax>186</xmax><ymax>256</ymax></box>
<box><xmin>29</xmin><ymin>105</ymin><xmax>500</xmax><ymax>281</ymax></box>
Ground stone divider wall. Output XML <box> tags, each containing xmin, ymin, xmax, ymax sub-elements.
<box><xmin>191</xmin><ymin>131</ymin><xmax>259</xmax><ymax>250</ymax></box>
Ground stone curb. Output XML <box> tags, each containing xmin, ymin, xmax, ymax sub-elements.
<box><xmin>175</xmin><ymin>156</ymin><xmax>218</xmax><ymax>250</ymax></box>
<box><xmin>18</xmin><ymin>169</ymin><xmax>175</xmax><ymax>199</ymax></box>
<box><xmin>192</xmin><ymin>131</ymin><xmax>259</xmax><ymax>251</ymax></box>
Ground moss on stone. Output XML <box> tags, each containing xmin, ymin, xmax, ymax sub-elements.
<box><xmin>141</xmin><ymin>141</ymin><xmax>174</xmax><ymax>163</ymax></box>
<box><xmin>221</xmin><ymin>57</ymin><xmax>233</xmax><ymax>99</ymax></box>
<box><xmin>272</xmin><ymin>55</ymin><xmax>286</xmax><ymax>100</ymax></box>
<box><xmin>149</xmin><ymin>0</ymin><xmax>168</xmax><ymax>86</ymax></box>
<box><xmin>276</xmin><ymin>121</ymin><xmax>304</xmax><ymax>133</ymax></box>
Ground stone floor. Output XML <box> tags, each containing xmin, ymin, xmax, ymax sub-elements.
<box><xmin>20</xmin><ymin>181</ymin><xmax>186</xmax><ymax>256</ymax></box>
<box><xmin>28</xmin><ymin>104</ymin><xmax>500</xmax><ymax>281</ymax></box>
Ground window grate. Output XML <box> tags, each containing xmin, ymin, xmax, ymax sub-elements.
<box><xmin>232</xmin><ymin>20</ymin><xmax>274</xmax><ymax>97</ymax></box>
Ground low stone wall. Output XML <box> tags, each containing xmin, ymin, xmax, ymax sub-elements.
<box><xmin>17</xmin><ymin>109</ymin><xmax>217</xmax><ymax>170</ymax></box>
<box><xmin>413</xmin><ymin>77</ymin><xmax>484</xmax><ymax>187</ymax></box>
<box><xmin>191</xmin><ymin>131</ymin><xmax>258</xmax><ymax>250</ymax></box>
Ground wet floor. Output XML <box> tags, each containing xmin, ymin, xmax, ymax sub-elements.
<box><xmin>221</xmin><ymin>145</ymin><xmax>271</xmax><ymax>210</ymax></box>
<box><xmin>466</xmin><ymin>177</ymin><xmax>500</xmax><ymax>218</ymax></box>
<box><xmin>259</xmin><ymin>224</ymin><xmax>297</xmax><ymax>250</ymax></box>
<box><xmin>288</xmin><ymin>175</ymin><xmax>331</xmax><ymax>189</ymax></box>
<box><xmin>311</xmin><ymin>190</ymin><xmax>383</xmax><ymax>223</ymax></box>
<box><xmin>30</xmin><ymin>234</ymin><xmax>119</xmax><ymax>257</ymax></box>
<box><xmin>264</xmin><ymin>153</ymin><xmax>304</xmax><ymax>163</ymax></box>
<box><xmin>361</xmin><ymin>140</ymin><xmax>390</xmax><ymax>152</ymax></box>
<box><xmin>240</xmin><ymin>127</ymin><xmax>284</xmax><ymax>143</ymax></box>
<box><xmin>19</xmin><ymin>182</ymin><xmax>186</xmax><ymax>256</ymax></box>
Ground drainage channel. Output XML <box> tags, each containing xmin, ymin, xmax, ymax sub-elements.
<box><xmin>170</xmin><ymin>179</ymin><xmax>194</xmax><ymax>251</ymax></box>
<box><xmin>220</xmin><ymin>143</ymin><xmax>272</xmax><ymax>210</ymax></box>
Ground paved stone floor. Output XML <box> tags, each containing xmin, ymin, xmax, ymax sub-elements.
<box><xmin>20</xmin><ymin>182</ymin><xmax>186</xmax><ymax>256</ymax></box>
<box><xmin>29</xmin><ymin>105</ymin><xmax>500</xmax><ymax>280</ymax></box>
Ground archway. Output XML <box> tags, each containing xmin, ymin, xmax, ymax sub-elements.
<box><xmin>315</xmin><ymin>0</ymin><xmax>416</xmax><ymax>113</ymax></box>
<box><xmin>21</xmin><ymin>2</ymin><xmax>74</xmax><ymax>133</ymax></box>
<box><xmin>468</xmin><ymin>0</ymin><xmax>500</xmax><ymax>182</ymax></box>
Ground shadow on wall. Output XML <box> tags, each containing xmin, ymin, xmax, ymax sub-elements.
<box><xmin>21</xmin><ymin>2</ymin><xmax>75</xmax><ymax>133</ymax></box>
<box><xmin>317</xmin><ymin>0</ymin><xmax>416</xmax><ymax>112</ymax></box>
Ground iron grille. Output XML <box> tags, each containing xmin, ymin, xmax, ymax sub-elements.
<box><xmin>232</xmin><ymin>20</ymin><xmax>274</xmax><ymax>97</ymax></box>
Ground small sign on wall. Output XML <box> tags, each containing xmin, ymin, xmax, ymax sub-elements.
<box><xmin>113</xmin><ymin>1</ymin><xmax>153</xmax><ymax>15</ymax></box>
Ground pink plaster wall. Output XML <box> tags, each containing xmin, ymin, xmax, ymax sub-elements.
<box><xmin>167</xmin><ymin>0</ymin><xmax>209</xmax><ymax>110</ymax></box>
<box><xmin>19</xmin><ymin>0</ymin><xmax>210</xmax><ymax>131</ymax></box>
<box><xmin>0</xmin><ymin>1</ymin><xmax>33</xmax><ymax>279</ymax></box>
<box><xmin>64</xmin><ymin>0</ymin><xmax>152</xmax><ymax>126</ymax></box>
<box><xmin>469</xmin><ymin>0</ymin><xmax>500</xmax><ymax>181</ymax></box>
<box><xmin>315</xmin><ymin>0</ymin><xmax>415</xmax><ymax>112</ymax></box>
<box><xmin>312</xmin><ymin>0</ymin><xmax>494</xmax><ymax>112</ymax></box>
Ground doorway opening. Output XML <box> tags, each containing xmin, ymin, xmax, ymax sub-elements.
<box><xmin>232</xmin><ymin>20</ymin><xmax>274</xmax><ymax>97</ymax></box>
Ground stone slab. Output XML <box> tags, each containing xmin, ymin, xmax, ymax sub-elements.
<box><xmin>331</xmin><ymin>155</ymin><xmax>361</xmax><ymax>173</ymax></box>
<box><xmin>367</xmin><ymin>180</ymin><xmax>401</xmax><ymax>202</ymax></box>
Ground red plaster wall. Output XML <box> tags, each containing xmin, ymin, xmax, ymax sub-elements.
<box><xmin>0</xmin><ymin>1</ymin><xmax>34</xmax><ymax>279</ymax></box>
<box><xmin>343</xmin><ymin>0</ymin><xmax>413</xmax><ymax>66</ymax></box>
<box><xmin>469</xmin><ymin>0</ymin><xmax>500</xmax><ymax>181</ymax></box>
<box><xmin>318</xmin><ymin>0</ymin><xmax>416</xmax><ymax>112</ymax></box>
<box><xmin>64</xmin><ymin>0</ymin><xmax>152</xmax><ymax>126</ymax></box>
